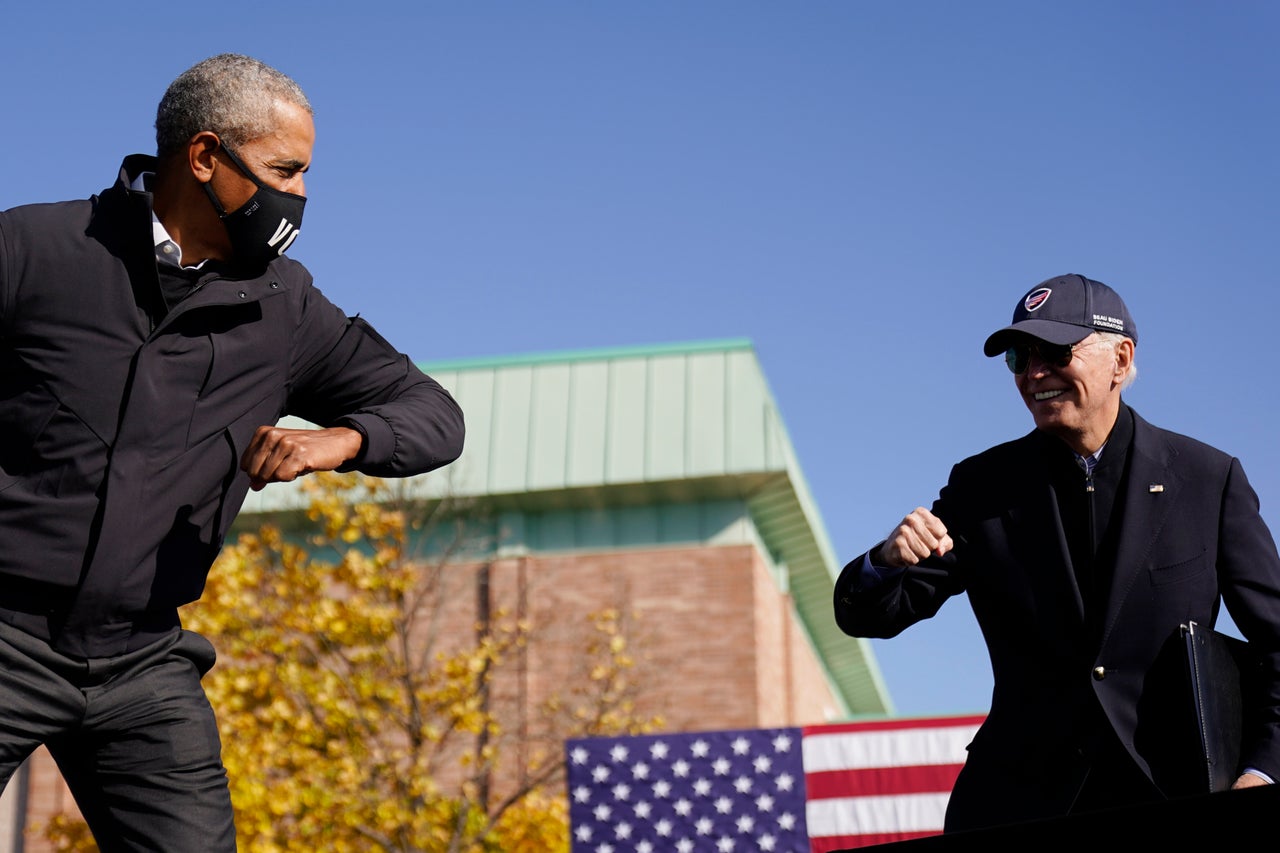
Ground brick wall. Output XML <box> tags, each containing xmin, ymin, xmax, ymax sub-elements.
<box><xmin>480</xmin><ymin>542</ymin><xmax>843</xmax><ymax>731</ymax></box>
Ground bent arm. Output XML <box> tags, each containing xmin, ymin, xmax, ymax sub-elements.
<box><xmin>277</xmin><ymin>286</ymin><xmax>465</xmax><ymax>479</ymax></box>
<box><xmin>834</xmin><ymin>487</ymin><xmax>969</xmax><ymax>639</ymax></box>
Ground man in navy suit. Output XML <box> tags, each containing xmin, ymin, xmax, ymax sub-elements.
<box><xmin>834</xmin><ymin>274</ymin><xmax>1280</xmax><ymax>831</ymax></box>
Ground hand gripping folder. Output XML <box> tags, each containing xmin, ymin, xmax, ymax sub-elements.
<box><xmin>1180</xmin><ymin>621</ymin><xmax>1253</xmax><ymax>793</ymax></box>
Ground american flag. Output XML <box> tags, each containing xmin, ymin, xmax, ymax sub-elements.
<box><xmin>565</xmin><ymin>714</ymin><xmax>984</xmax><ymax>852</ymax></box>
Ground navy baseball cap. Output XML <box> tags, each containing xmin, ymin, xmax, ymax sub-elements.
<box><xmin>983</xmin><ymin>274</ymin><xmax>1137</xmax><ymax>357</ymax></box>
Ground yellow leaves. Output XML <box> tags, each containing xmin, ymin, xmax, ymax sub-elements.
<box><xmin>490</xmin><ymin>793</ymin><xmax>570</xmax><ymax>853</ymax></box>
<box><xmin>29</xmin><ymin>472</ymin><xmax>665</xmax><ymax>852</ymax></box>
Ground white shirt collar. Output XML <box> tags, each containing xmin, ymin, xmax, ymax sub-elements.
<box><xmin>130</xmin><ymin>171</ymin><xmax>205</xmax><ymax>270</ymax></box>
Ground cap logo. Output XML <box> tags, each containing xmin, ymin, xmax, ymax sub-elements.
<box><xmin>1024</xmin><ymin>287</ymin><xmax>1052</xmax><ymax>312</ymax></box>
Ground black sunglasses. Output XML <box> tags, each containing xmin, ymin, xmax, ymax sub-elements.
<box><xmin>1004</xmin><ymin>341</ymin><xmax>1077</xmax><ymax>375</ymax></box>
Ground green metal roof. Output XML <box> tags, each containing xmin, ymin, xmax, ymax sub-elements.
<box><xmin>241</xmin><ymin>338</ymin><xmax>892</xmax><ymax>717</ymax></box>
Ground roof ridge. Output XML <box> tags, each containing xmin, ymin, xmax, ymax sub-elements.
<box><xmin>417</xmin><ymin>337</ymin><xmax>755</xmax><ymax>372</ymax></box>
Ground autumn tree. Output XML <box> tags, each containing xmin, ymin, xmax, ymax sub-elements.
<box><xmin>44</xmin><ymin>472</ymin><xmax>659</xmax><ymax>852</ymax></box>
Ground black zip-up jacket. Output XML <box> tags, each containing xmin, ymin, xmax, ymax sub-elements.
<box><xmin>0</xmin><ymin>156</ymin><xmax>464</xmax><ymax>656</ymax></box>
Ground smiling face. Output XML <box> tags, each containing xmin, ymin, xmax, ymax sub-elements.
<box><xmin>1013</xmin><ymin>333</ymin><xmax>1134</xmax><ymax>455</ymax></box>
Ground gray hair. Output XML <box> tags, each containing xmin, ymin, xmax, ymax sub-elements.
<box><xmin>155</xmin><ymin>54</ymin><xmax>313</xmax><ymax>158</ymax></box>
<box><xmin>1093</xmin><ymin>331</ymin><xmax>1138</xmax><ymax>390</ymax></box>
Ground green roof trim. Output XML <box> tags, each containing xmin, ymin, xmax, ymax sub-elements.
<box><xmin>416</xmin><ymin>337</ymin><xmax>755</xmax><ymax>373</ymax></box>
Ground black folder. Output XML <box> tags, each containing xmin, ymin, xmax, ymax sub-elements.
<box><xmin>1180</xmin><ymin>620</ymin><xmax>1250</xmax><ymax>793</ymax></box>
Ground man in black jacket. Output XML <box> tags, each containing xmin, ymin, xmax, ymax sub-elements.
<box><xmin>833</xmin><ymin>274</ymin><xmax>1280</xmax><ymax>831</ymax></box>
<box><xmin>0</xmin><ymin>54</ymin><xmax>464</xmax><ymax>849</ymax></box>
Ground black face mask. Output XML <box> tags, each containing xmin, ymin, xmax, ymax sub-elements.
<box><xmin>203</xmin><ymin>144</ymin><xmax>306</xmax><ymax>267</ymax></box>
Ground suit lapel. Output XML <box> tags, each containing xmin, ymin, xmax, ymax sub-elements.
<box><xmin>1098</xmin><ymin>411</ymin><xmax>1180</xmax><ymax>647</ymax></box>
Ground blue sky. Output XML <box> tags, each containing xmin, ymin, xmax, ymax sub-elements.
<box><xmin>4</xmin><ymin>2</ymin><xmax>1278</xmax><ymax>717</ymax></box>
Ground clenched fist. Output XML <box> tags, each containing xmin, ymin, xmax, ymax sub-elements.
<box><xmin>875</xmin><ymin>507</ymin><xmax>954</xmax><ymax>568</ymax></box>
<box><xmin>240</xmin><ymin>426</ymin><xmax>364</xmax><ymax>491</ymax></box>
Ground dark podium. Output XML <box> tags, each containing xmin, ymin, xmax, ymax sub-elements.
<box><xmin>847</xmin><ymin>783</ymin><xmax>1280</xmax><ymax>849</ymax></box>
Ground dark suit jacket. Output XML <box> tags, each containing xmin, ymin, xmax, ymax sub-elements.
<box><xmin>834</xmin><ymin>406</ymin><xmax>1280</xmax><ymax>830</ymax></box>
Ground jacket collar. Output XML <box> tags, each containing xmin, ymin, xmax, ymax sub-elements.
<box><xmin>117</xmin><ymin>154</ymin><xmax>159</xmax><ymax>193</ymax></box>
<box><xmin>1023</xmin><ymin>403</ymin><xmax>1180</xmax><ymax>647</ymax></box>
<box><xmin>89</xmin><ymin>156</ymin><xmax>167</xmax><ymax>332</ymax></box>
<box><xmin>1017</xmin><ymin>403</ymin><xmax>1144</xmax><ymax>638</ymax></box>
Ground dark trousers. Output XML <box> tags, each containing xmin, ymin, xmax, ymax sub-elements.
<box><xmin>0</xmin><ymin>621</ymin><xmax>236</xmax><ymax>852</ymax></box>
<box><xmin>945</xmin><ymin>712</ymin><xmax>1164</xmax><ymax>833</ymax></box>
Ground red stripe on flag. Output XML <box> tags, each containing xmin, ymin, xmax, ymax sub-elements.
<box><xmin>802</xmin><ymin>714</ymin><xmax>986</xmax><ymax>737</ymax></box>
<box><xmin>810</xmin><ymin>830</ymin><xmax>942</xmax><ymax>852</ymax></box>
<box><xmin>804</xmin><ymin>763</ymin><xmax>966</xmax><ymax>800</ymax></box>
